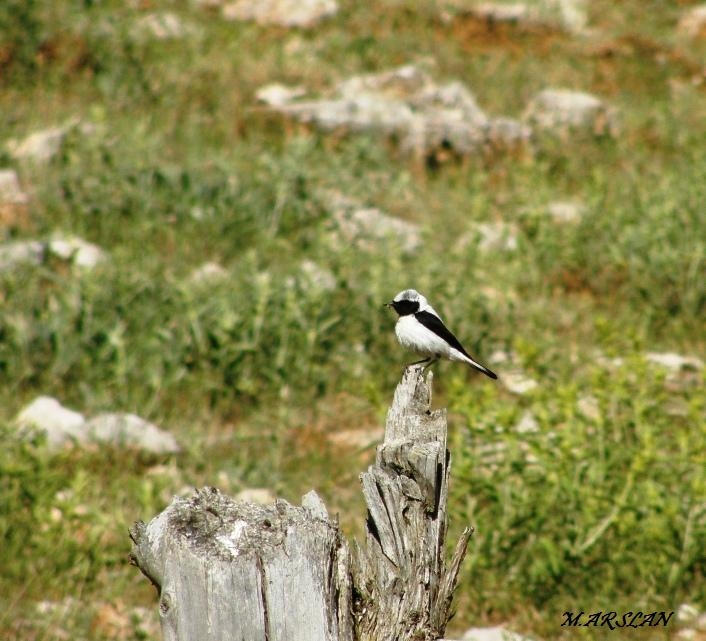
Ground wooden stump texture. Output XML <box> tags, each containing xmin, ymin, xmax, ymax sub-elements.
<box><xmin>130</xmin><ymin>488</ymin><xmax>353</xmax><ymax>641</ymax></box>
<box><xmin>130</xmin><ymin>368</ymin><xmax>470</xmax><ymax>641</ymax></box>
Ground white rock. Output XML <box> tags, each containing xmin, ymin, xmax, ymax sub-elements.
<box><xmin>462</xmin><ymin>0</ymin><xmax>586</xmax><ymax>33</ymax></box>
<box><xmin>222</xmin><ymin>0</ymin><xmax>338</xmax><ymax>27</ymax></box>
<box><xmin>0</xmin><ymin>169</ymin><xmax>29</xmax><ymax>204</ymax></box>
<box><xmin>338</xmin><ymin>64</ymin><xmax>433</xmax><ymax>99</ymax></box>
<box><xmin>459</xmin><ymin>625</ymin><xmax>537</xmax><ymax>641</ymax></box>
<box><xmin>134</xmin><ymin>12</ymin><xmax>196</xmax><ymax>39</ymax></box>
<box><xmin>411</xmin><ymin>80</ymin><xmax>487</xmax><ymax>122</ymax></box>
<box><xmin>488</xmin><ymin>349</ymin><xmax>518</xmax><ymax>365</ymax></box>
<box><xmin>189</xmin><ymin>261</ymin><xmax>229</xmax><ymax>285</ymax></box>
<box><xmin>677</xmin><ymin>5</ymin><xmax>706</xmax><ymax>39</ymax></box>
<box><xmin>677</xmin><ymin>603</ymin><xmax>701</xmax><ymax>624</ymax></box>
<box><xmin>645</xmin><ymin>352</ymin><xmax>704</xmax><ymax>372</ymax></box>
<box><xmin>15</xmin><ymin>396</ymin><xmax>87</xmax><ymax>450</ymax></box>
<box><xmin>514</xmin><ymin>411</ymin><xmax>539</xmax><ymax>434</ymax></box>
<box><xmin>546</xmin><ymin>200</ymin><xmax>585</xmax><ymax>223</ymax></box>
<box><xmin>0</xmin><ymin>240</ymin><xmax>45</xmax><ymax>271</ymax></box>
<box><xmin>7</xmin><ymin>126</ymin><xmax>67</xmax><ymax>163</ymax></box>
<box><xmin>271</xmin><ymin>64</ymin><xmax>528</xmax><ymax>158</ymax></box>
<box><xmin>327</xmin><ymin>193</ymin><xmax>421</xmax><ymax>253</ymax></box>
<box><xmin>48</xmin><ymin>236</ymin><xmax>106</xmax><ymax>269</ymax></box>
<box><xmin>85</xmin><ymin>413</ymin><xmax>181</xmax><ymax>454</ymax></box>
<box><xmin>475</xmin><ymin>222</ymin><xmax>518</xmax><ymax>251</ymax></box>
<box><xmin>595</xmin><ymin>351</ymin><xmax>625</xmax><ymax>369</ymax></box>
<box><xmin>279</xmin><ymin>95</ymin><xmax>415</xmax><ymax>134</ymax></box>
<box><xmin>468</xmin><ymin>3</ymin><xmax>531</xmax><ymax>23</ymax></box>
<box><xmin>484</xmin><ymin>116</ymin><xmax>532</xmax><ymax>149</ymax></box>
<box><xmin>255</xmin><ymin>83</ymin><xmax>307</xmax><ymax>107</ymax></box>
<box><xmin>577</xmin><ymin>394</ymin><xmax>600</xmax><ymax>421</ymax></box>
<box><xmin>554</xmin><ymin>0</ymin><xmax>588</xmax><ymax>33</ymax></box>
<box><xmin>502</xmin><ymin>371</ymin><xmax>539</xmax><ymax>395</ymax></box>
<box><xmin>524</xmin><ymin>88</ymin><xmax>618</xmax><ymax>135</ymax></box>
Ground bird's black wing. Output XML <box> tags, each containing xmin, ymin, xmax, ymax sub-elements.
<box><xmin>414</xmin><ymin>310</ymin><xmax>470</xmax><ymax>356</ymax></box>
<box><xmin>414</xmin><ymin>310</ymin><xmax>498</xmax><ymax>379</ymax></box>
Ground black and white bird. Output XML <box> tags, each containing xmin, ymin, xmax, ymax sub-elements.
<box><xmin>386</xmin><ymin>289</ymin><xmax>497</xmax><ymax>379</ymax></box>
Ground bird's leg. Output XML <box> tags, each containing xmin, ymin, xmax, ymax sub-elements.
<box><xmin>407</xmin><ymin>356</ymin><xmax>432</xmax><ymax>368</ymax></box>
<box><xmin>422</xmin><ymin>355</ymin><xmax>440</xmax><ymax>371</ymax></box>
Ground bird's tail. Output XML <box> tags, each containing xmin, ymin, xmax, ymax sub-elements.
<box><xmin>464</xmin><ymin>355</ymin><xmax>497</xmax><ymax>380</ymax></box>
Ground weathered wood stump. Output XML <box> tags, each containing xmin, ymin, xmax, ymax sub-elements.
<box><xmin>354</xmin><ymin>368</ymin><xmax>472</xmax><ymax>641</ymax></box>
<box><xmin>130</xmin><ymin>367</ymin><xmax>471</xmax><ymax>641</ymax></box>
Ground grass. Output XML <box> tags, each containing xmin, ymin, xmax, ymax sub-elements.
<box><xmin>1</xmin><ymin>0</ymin><xmax>705</xmax><ymax>639</ymax></box>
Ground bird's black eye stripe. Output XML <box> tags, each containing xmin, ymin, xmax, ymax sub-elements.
<box><xmin>392</xmin><ymin>299</ymin><xmax>419</xmax><ymax>316</ymax></box>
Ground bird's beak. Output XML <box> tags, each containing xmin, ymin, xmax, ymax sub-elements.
<box><xmin>384</xmin><ymin>301</ymin><xmax>393</xmax><ymax>308</ymax></box>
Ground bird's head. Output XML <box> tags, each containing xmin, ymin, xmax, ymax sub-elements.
<box><xmin>385</xmin><ymin>289</ymin><xmax>427</xmax><ymax>316</ymax></box>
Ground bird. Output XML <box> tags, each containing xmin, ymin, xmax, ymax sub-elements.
<box><xmin>385</xmin><ymin>289</ymin><xmax>497</xmax><ymax>379</ymax></box>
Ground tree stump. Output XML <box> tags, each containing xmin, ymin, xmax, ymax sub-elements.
<box><xmin>130</xmin><ymin>367</ymin><xmax>471</xmax><ymax>641</ymax></box>
<box><xmin>354</xmin><ymin>367</ymin><xmax>472</xmax><ymax>641</ymax></box>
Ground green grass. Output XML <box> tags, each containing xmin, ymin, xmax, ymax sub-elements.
<box><xmin>1</xmin><ymin>0</ymin><xmax>705</xmax><ymax>639</ymax></box>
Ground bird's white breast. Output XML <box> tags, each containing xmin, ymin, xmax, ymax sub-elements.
<box><xmin>395</xmin><ymin>315</ymin><xmax>454</xmax><ymax>358</ymax></box>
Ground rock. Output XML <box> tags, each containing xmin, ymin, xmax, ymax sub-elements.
<box><xmin>255</xmin><ymin>83</ymin><xmax>307</xmax><ymax>107</ymax></box>
<box><xmin>15</xmin><ymin>396</ymin><xmax>88</xmax><ymax>450</ymax></box>
<box><xmin>514</xmin><ymin>411</ymin><xmax>539</xmax><ymax>434</ymax></box>
<box><xmin>7</xmin><ymin>126</ymin><xmax>67</xmax><ymax>163</ymax></box>
<box><xmin>453</xmin><ymin>0</ymin><xmax>587</xmax><ymax>34</ymax></box>
<box><xmin>488</xmin><ymin>349</ymin><xmax>515</xmax><ymax>364</ymax></box>
<box><xmin>483</xmin><ymin>116</ymin><xmax>532</xmax><ymax>151</ymax></box>
<box><xmin>325</xmin><ymin>192</ymin><xmax>421</xmax><ymax>253</ymax></box>
<box><xmin>337</xmin><ymin>64</ymin><xmax>433</xmax><ymax>99</ymax></box>
<box><xmin>545</xmin><ymin>200</ymin><xmax>585</xmax><ymax>223</ymax></box>
<box><xmin>279</xmin><ymin>95</ymin><xmax>415</xmax><ymax>135</ymax></box>
<box><xmin>85</xmin><ymin>413</ymin><xmax>181</xmax><ymax>454</ymax></box>
<box><xmin>678</xmin><ymin>604</ymin><xmax>701</xmax><ymax>624</ymax></box>
<box><xmin>645</xmin><ymin>352</ymin><xmax>704</xmax><ymax>372</ymax></box>
<box><xmin>189</xmin><ymin>261</ymin><xmax>229</xmax><ymax>285</ymax></box>
<box><xmin>475</xmin><ymin>222</ymin><xmax>518</xmax><ymax>251</ymax></box>
<box><xmin>467</xmin><ymin>3</ymin><xmax>532</xmax><ymax>24</ymax></box>
<box><xmin>577</xmin><ymin>394</ymin><xmax>601</xmax><ymax>421</ymax></box>
<box><xmin>48</xmin><ymin>236</ymin><xmax>106</xmax><ymax>269</ymax></box>
<box><xmin>595</xmin><ymin>351</ymin><xmax>625</xmax><ymax>369</ymax></box>
<box><xmin>554</xmin><ymin>0</ymin><xmax>588</xmax><ymax>33</ymax></box>
<box><xmin>0</xmin><ymin>239</ymin><xmax>45</xmax><ymax>271</ymax></box>
<box><xmin>133</xmin><ymin>12</ymin><xmax>197</xmax><ymax>40</ymax></box>
<box><xmin>677</xmin><ymin>5</ymin><xmax>706</xmax><ymax>39</ymax></box>
<box><xmin>523</xmin><ymin>88</ymin><xmax>618</xmax><ymax>136</ymax></box>
<box><xmin>0</xmin><ymin>236</ymin><xmax>105</xmax><ymax>272</ymax></box>
<box><xmin>501</xmin><ymin>371</ymin><xmax>539</xmax><ymax>395</ymax></box>
<box><xmin>268</xmin><ymin>64</ymin><xmax>529</xmax><ymax>159</ymax></box>
<box><xmin>222</xmin><ymin>0</ymin><xmax>338</xmax><ymax>27</ymax></box>
<box><xmin>235</xmin><ymin>488</ymin><xmax>277</xmax><ymax>504</ymax></box>
<box><xmin>457</xmin><ymin>625</ymin><xmax>538</xmax><ymax>641</ymax></box>
<box><xmin>15</xmin><ymin>399</ymin><xmax>179</xmax><ymax>455</ymax></box>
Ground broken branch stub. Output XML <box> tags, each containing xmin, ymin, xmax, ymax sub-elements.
<box><xmin>354</xmin><ymin>366</ymin><xmax>472</xmax><ymax>641</ymax></box>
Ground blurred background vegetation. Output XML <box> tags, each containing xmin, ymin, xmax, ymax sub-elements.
<box><xmin>0</xmin><ymin>1</ymin><xmax>705</xmax><ymax>639</ymax></box>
